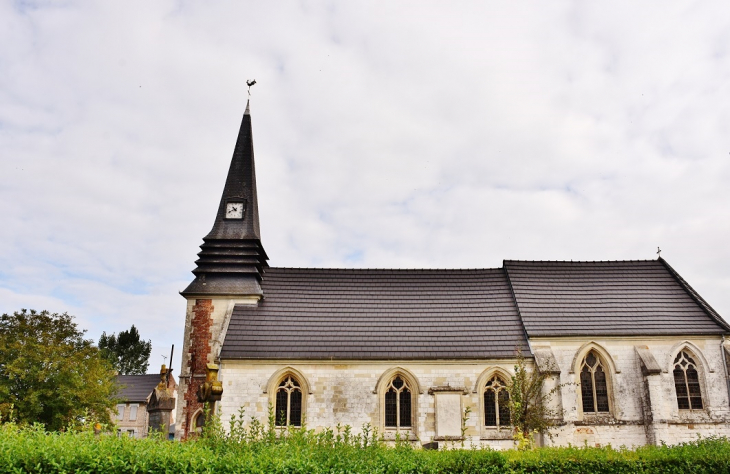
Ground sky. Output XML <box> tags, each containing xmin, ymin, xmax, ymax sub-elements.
<box><xmin>1</xmin><ymin>1</ymin><xmax>730</xmax><ymax>371</ymax></box>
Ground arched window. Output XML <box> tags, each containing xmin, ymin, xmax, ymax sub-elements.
<box><xmin>191</xmin><ymin>408</ymin><xmax>207</xmax><ymax>435</ymax></box>
<box><xmin>580</xmin><ymin>351</ymin><xmax>610</xmax><ymax>413</ymax></box>
<box><xmin>483</xmin><ymin>375</ymin><xmax>510</xmax><ymax>428</ymax></box>
<box><xmin>275</xmin><ymin>375</ymin><xmax>303</xmax><ymax>426</ymax></box>
<box><xmin>673</xmin><ymin>351</ymin><xmax>703</xmax><ymax>410</ymax></box>
<box><xmin>384</xmin><ymin>375</ymin><xmax>412</xmax><ymax>429</ymax></box>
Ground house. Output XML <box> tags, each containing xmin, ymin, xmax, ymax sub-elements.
<box><xmin>115</xmin><ymin>367</ymin><xmax>177</xmax><ymax>438</ymax></box>
<box><xmin>174</xmin><ymin>101</ymin><xmax>730</xmax><ymax>447</ymax></box>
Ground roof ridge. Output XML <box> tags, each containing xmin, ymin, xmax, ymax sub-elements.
<box><xmin>266</xmin><ymin>267</ymin><xmax>502</xmax><ymax>272</ymax></box>
<box><xmin>504</xmin><ymin>259</ymin><xmax>659</xmax><ymax>264</ymax></box>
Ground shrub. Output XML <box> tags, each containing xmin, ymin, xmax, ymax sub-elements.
<box><xmin>2</xmin><ymin>421</ymin><xmax>730</xmax><ymax>473</ymax></box>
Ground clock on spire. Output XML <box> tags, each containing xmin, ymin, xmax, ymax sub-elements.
<box><xmin>181</xmin><ymin>99</ymin><xmax>268</xmax><ymax>297</ymax></box>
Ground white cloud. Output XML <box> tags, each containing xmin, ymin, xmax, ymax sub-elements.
<box><xmin>2</xmin><ymin>0</ymin><xmax>730</xmax><ymax>366</ymax></box>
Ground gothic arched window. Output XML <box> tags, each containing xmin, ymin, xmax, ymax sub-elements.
<box><xmin>191</xmin><ymin>408</ymin><xmax>207</xmax><ymax>435</ymax></box>
<box><xmin>483</xmin><ymin>375</ymin><xmax>511</xmax><ymax>428</ymax></box>
<box><xmin>673</xmin><ymin>351</ymin><xmax>703</xmax><ymax>410</ymax></box>
<box><xmin>275</xmin><ymin>375</ymin><xmax>303</xmax><ymax>426</ymax></box>
<box><xmin>384</xmin><ymin>375</ymin><xmax>412</xmax><ymax>428</ymax></box>
<box><xmin>580</xmin><ymin>351</ymin><xmax>610</xmax><ymax>413</ymax></box>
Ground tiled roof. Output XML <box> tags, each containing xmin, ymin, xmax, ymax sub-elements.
<box><xmin>504</xmin><ymin>259</ymin><xmax>730</xmax><ymax>337</ymax></box>
<box><xmin>219</xmin><ymin>259</ymin><xmax>729</xmax><ymax>360</ymax></box>
<box><xmin>220</xmin><ymin>268</ymin><xmax>529</xmax><ymax>360</ymax></box>
<box><xmin>115</xmin><ymin>374</ymin><xmax>162</xmax><ymax>402</ymax></box>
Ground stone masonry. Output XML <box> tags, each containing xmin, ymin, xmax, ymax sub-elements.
<box><xmin>210</xmin><ymin>335</ymin><xmax>730</xmax><ymax>448</ymax></box>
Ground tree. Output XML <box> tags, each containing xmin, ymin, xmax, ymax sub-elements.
<box><xmin>0</xmin><ymin>309</ymin><xmax>118</xmax><ymax>430</ymax></box>
<box><xmin>98</xmin><ymin>325</ymin><xmax>151</xmax><ymax>375</ymax></box>
<box><xmin>508</xmin><ymin>349</ymin><xmax>565</xmax><ymax>449</ymax></box>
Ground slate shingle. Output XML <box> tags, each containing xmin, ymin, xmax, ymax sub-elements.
<box><xmin>220</xmin><ymin>268</ymin><xmax>528</xmax><ymax>360</ymax></box>
<box><xmin>115</xmin><ymin>374</ymin><xmax>162</xmax><ymax>402</ymax></box>
<box><xmin>504</xmin><ymin>259</ymin><xmax>730</xmax><ymax>337</ymax></box>
<box><xmin>219</xmin><ymin>260</ymin><xmax>729</xmax><ymax>360</ymax></box>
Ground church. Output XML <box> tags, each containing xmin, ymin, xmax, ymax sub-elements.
<box><xmin>174</xmin><ymin>101</ymin><xmax>730</xmax><ymax>448</ymax></box>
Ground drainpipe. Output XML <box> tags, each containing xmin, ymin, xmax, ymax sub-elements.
<box><xmin>722</xmin><ymin>336</ymin><xmax>730</xmax><ymax>407</ymax></box>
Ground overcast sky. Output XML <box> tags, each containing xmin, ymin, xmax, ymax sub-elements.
<box><xmin>2</xmin><ymin>1</ymin><xmax>730</xmax><ymax>370</ymax></box>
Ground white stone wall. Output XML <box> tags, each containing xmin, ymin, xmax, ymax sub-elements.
<box><xmin>214</xmin><ymin>335</ymin><xmax>730</xmax><ymax>448</ymax></box>
<box><xmin>218</xmin><ymin>360</ymin><xmax>519</xmax><ymax>448</ymax></box>
<box><xmin>534</xmin><ymin>335</ymin><xmax>730</xmax><ymax>447</ymax></box>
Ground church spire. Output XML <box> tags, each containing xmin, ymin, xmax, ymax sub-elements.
<box><xmin>181</xmin><ymin>100</ymin><xmax>268</xmax><ymax>297</ymax></box>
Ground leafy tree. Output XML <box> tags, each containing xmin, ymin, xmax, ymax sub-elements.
<box><xmin>98</xmin><ymin>325</ymin><xmax>151</xmax><ymax>375</ymax></box>
<box><xmin>0</xmin><ymin>309</ymin><xmax>118</xmax><ymax>430</ymax></box>
<box><xmin>508</xmin><ymin>349</ymin><xmax>565</xmax><ymax>449</ymax></box>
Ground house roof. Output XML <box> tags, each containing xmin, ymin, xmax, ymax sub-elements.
<box><xmin>220</xmin><ymin>267</ymin><xmax>530</xmax><ymax>360</ymax></box>
<box><xmin>218</xmin><ymin>259</ymin><xmax>729</xmax><ymax>360</ymax></box>
<box><xmin>115</xmin><ymin>374</ymin><xmax>166</xmax><ymax>403</ymax></box>
<box><xmin>504</xmin><ymin>259</ymin><xmax>730</xmax><ymax>337</ymax></box>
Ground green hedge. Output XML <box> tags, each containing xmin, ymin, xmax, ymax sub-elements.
<box><xmin>2</xmin><ymin>423</ymin><xmax>730</xmax><ymax>473</ymax></box>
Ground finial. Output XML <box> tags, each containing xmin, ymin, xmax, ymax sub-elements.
<box><xmin>657</xmin><ymin>246</ymin><xmax>661</xmax><ymax>258</ymax></box>
<box><xmin>246</xmin><ymin>79</ymin><xmax>256</xmax><ymax>96</ymax></box>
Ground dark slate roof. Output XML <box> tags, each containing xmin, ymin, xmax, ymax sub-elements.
<box><xmin>115</xmin><ymin>374</ymin><xmax>162</xmax><ymax>402</ymax></box>
<box><xmin>182</xmin><ymin>101</ymin><xmax>267</xmax><ymax>297</ymax></box>
<box><xmin>220</xmin><ymin>268</ymin><xmax>530</xmax><ymax>360</ymax></box>
<box><xmin>504</xmin><ymin>259</ymin><xmax>730</xmax><ymax>337</ymax></box>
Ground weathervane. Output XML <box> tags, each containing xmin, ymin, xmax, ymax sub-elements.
<box><xmin>246</xmin><ymin>79</ymin><xmax>257</xmax><ymax>96</ymax></box>
<box><xmin>657</xmin><ymin>246</ymin><xmax>661</xmax><ymax>258</ymax></box>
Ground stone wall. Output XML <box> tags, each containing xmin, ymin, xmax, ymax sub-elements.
<box><xmin>212</xmin><ymin>335</ymin><xmax>730</xmax><ymax>448</ymax></box>
<box><xmin>116</xmin><ymin>403</ymin><xmax>148</xmax><ymax>438</ymax></box>
<box><xmin>534</xmin><ymin>335</ymin><xmax>730</xmax><ymax>447</ymax></box>
<box><xmin>218</xmin><ymin>360</ymin><xmax>523</xmax><ymax>448</ymax></box>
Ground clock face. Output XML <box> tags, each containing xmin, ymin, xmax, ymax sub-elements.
<box><xmin>225</xmin><ymin>202</ymin><xmax>244</xmax><ymax>219</ymax></box>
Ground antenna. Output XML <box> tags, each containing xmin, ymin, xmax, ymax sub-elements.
<box><xmin>246</xmin><ymin>79</ymin><xmax>257</xmax><ymax>96</ymax></box>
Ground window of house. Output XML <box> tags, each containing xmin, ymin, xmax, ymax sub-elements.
<box><xmin>580</xmin><ymin>351</ymin><xmax>610</xmax><ymax>413</ymax></box>
<box><xmin>384</xmin><ymin>375</ymin><xmax>412</xmax><ymax>429</ymax></box>
<box><xmin>116</xmin><ymin>404</ymin><xmax>125</xmax><ymax>421</ymax></box>
<box><xmin>275</xmin><ymin>375</ymin><xmax>303</xmax><ymax>427</ymax></box>
<box><xmin>129</xmin><ymin>404</ymin><xmax>138</xmax><ymax>421</ymax></box>
<box><xmin>126</xmin><ymin>429</ymin><xmax>135</xmax><ymax>438</ymax></box>
<box><xmin>674</xmin><ymin>351</ymin><xmax>703</xmax><ymax>410</ymax></box>
<box><xmin>483</xmin><ymin>375</ymin><xmax>510</xmax><ymax>428</ymax></box>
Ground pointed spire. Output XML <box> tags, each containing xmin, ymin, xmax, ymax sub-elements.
<box><xmin>244</xmin><ymin>99</ymin><xmax>250</xmax><ymax>116</ymax></box>
<box><xmin>204</xmin><ymin>101</ymin><xmax>260</xmax><ymax>241</ymax></box>
<box><xmin>182</xmin><ymin>100</ymin><xmax>268</xmax><ymax>297</ymax></box>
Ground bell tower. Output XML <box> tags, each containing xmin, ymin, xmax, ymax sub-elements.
<box><xmin>176</xmin><ymin>100</ymin><xmax>268</xmax><ymax>438</ymax></box>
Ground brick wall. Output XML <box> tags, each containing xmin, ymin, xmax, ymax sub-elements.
<box><xmin>175</xmin><ymin>296</ymin><xmax>260</xmax><ymax>440</ymax></box>
<box><xmin>178</xmin><ymin>299</ymin><xmax>214</xmax><ymax>439</ymax></box>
